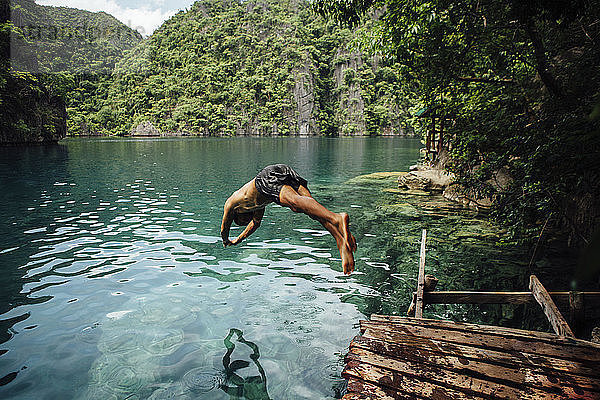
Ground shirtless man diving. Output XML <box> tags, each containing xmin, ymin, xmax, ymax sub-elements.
<box><xmin>221</xmin><ymin>164</ymin><xmax>357</xmax><ymax>275</ymax></box>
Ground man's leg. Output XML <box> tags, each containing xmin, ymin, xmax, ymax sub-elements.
<box><xmin>279</xmin><ymin>185</ymin><xmax>355</xmax><ymax>274</ymax></box>
<box><xmin>298</xmin><ymin>185</ymin><xmax>356</xmax><ymax>251</ymax></box>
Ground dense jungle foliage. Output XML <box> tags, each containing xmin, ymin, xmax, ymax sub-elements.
<box><xmin>316</xmin><ymin>0</ymin><xmax>600</xmax><ymax>259</ymax></box>
<box><xmin>3</xmin><ymin>0</ymin><xmax>419</xmax><ymax>137</ymax></box>
<box><xmin>95</xmin><ymin>0</ymin><xmax>417</xmax><ymax>136</ymax></box>
<box><xmin>0</xmin><ymin>0</ymin><xmax>141</xmax><ymax>140</ymax></box>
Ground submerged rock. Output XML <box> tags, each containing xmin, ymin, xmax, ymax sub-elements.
<box><xmin>82</xmin><ymin>296</ymin><xmax>195</xmax><ymax>399</ymax></box>
<box><xmin>346</xmin><ymin>171</ymin><xmax>407</xmax><ymax>186</ymax></box>
<box><xmin>182</xmin><ymin>368</ymin><xmax>225</xmax><ymax>392</ymax></box>
<box><xmin>443</xmin><ymin>184</ymin><xmax>492</xmax><ymax>211</ymax></box>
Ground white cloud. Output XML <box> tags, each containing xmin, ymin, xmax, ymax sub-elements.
<box><xmin>36</xmin><ymin>0</ymin><xmax>177</xmax><ymax>36</ymax></box>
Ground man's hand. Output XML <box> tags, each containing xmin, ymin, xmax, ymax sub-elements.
<box><xmin>223</xmin><ymin>237</ymin><xmax>242</xmax><ymax>247</ymax></box>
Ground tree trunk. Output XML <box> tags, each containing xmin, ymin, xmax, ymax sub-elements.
<box><xmin>523</xmin><ymin>17</ymin><xmax>563</xmax><ymax>97</ymax></box>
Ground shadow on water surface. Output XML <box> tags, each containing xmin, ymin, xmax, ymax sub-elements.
<box><xmin>143</xmin><ymin>328</ymin><xmax>271</xmax><ymax>400</ymax></box>
<box><xmin>220</xmin><ymin>328</ymin><xmax>270</xmax><ymax>400</ymax></box>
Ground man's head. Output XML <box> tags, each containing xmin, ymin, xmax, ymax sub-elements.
<box><xmin>233</xmin><ymin>210</ymin><xmax>253</xmax><ymax>226</ymax></box>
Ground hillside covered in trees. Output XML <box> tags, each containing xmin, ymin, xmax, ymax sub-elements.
<box><xmin>0</xmin><ymin>0</ymin><xmax>141</xmax><ymax>142</ymax></box>
<box><xmin>317</xmin><ymin>0</ymin><xmax>600</xmax><ymax>255</ymax></box>
<box><xmin>2</xmin><ymin>0</ymin><xmax>419</xmax><ymax>138</ymax></box>
<box><xmin>91</xmin><ymin>0</ymin><xmax>417</xmax><ymax>136</ymax></box>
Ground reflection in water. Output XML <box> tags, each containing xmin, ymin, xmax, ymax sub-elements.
<box><xmin>221</xmin><ymin>328</ymin><xmax>271</xmax><ymax>400</ymax></box>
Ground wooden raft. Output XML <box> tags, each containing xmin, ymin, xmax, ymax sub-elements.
<box><xmin>342</xmin><ymin>230</ymin><xmax>600</xmax><ymax>399</ymax></box>
<box><xmin>343</xmin><ymin>315</ymin><xmax>600</xmax><ymax>399</ymax></box>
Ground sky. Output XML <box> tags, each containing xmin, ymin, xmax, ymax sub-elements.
<box><xmin>36</xmin><ymin>0</ymin><xmax>197</xmax><ymax>36</ymax></box>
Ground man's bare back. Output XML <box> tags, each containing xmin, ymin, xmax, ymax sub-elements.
<box><xmin>220</xmin><ymin>164</ymin><xmax>356</xmax><ymax>274</ymax></box>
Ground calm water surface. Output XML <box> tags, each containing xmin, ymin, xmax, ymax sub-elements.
<box><xmin>0</xmin><ymin>137</ymin><xmax>544</xmax><ymax>399</ymax></box>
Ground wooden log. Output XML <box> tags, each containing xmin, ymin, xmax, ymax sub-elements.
<box><xmin>344</xmin><ymin>359</ymin><xmax>488</xmax><ymax>400</ymax></box>
<box><xmin>358</xmin><ymin>326</ymin><xmax>600</xmax><ymax>379</ymax></box>
<box><xmin>530</xmin><ymin>275</ymin><xmax>575</xmax><ymax>337</ymax></box>
<box><xmin>361</xmin><ymin>321</ymin><xmax>600</xmax><ymax>363</ymax></box>
<box><xmin>417</xmin><ymin>291</ymin><xmax>600</xmax><ymax>306</ymax></box>
<box><xmin>415</xmin><ymin>229</ymin><xmax>427</xmax><ymax>318</ymax></box>
<box><xmin>346</xmin><ymin>346</ymin><xmax>583</xmax><ymax>399</ymax></box>
<box><xmin>369</xmin><ymin>315</ymin><xmax>590</xmax><ymax>345</ymax></box>
<box><xmin>350</xmin><ymin>335</ymin><xmax>600</xmax><ymax>395</ymax></box>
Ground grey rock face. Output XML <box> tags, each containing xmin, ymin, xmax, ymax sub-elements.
<box><xmin>131</xmin><ymin>121</ymin><xmax>161</xmax><ymax>136</ymax></box>
<box><xmin>334</xmin><ymin>51</ymin><xmax>366</xmax><ymax>136</ymax></box>
<box><xmin>293</xmin><ymin>65</ymin><xmax>318</xmax><ymax>136</ymax></box>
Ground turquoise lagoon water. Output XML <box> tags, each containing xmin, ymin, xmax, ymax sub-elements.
<box><xmin>0</xmin><ymin>137</ymin><xmax>543</xmax><ymax>399</ymax></box>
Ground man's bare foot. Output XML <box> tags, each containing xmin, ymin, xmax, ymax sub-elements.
<box><xmin>341</xmin><ymin>245</ymin><xmax>354</xmax><ymax>275</ymax></box>
<box><xmin>339</xmin><ymin>213</ymin><xmax>355</xmax><ymax>275</ymax></box>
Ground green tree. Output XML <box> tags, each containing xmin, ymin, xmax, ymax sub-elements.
<box><xmin>316</xmin><ymin>0</ymin><xmax>600</xmax><ymax>248</ymax></box>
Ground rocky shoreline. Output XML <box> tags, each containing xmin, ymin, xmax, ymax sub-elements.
<box><xmin>398</xmin><ymin>165</ymin><xmax>494</xmax><ymax>211</ymax></box>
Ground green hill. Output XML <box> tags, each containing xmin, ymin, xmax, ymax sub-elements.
<box><xmin>1</xmin><ymin>0</ymin><xmax>142</xmax><ymax>142</ymax></box>
<box><xmin>10</xmin><ymin>0</ymin><xmax>141</xmax><ymax>74</ymax></box>
<box><xmin>97</xmin><ymin>0</ymin><xmax>416</xmax><ymax>136</ymax></box>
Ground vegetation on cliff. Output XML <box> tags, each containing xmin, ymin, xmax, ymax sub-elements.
<box><xmin>0</xmin><ymin>0</ymin><xmax>141</xmax><ymax>142</ymax></box>
<box><xmin>96</xmin><ymin>0</ymin><xmax>417</xmax><ymax>136</ymax></box>
<box><xmin>3</xmin><ymin>0</ymin><xmax>419</xmax><ymax>138</ymax></box>
<box><xmin>316</xmin><ymin>0</ymin><xmax>600</xmax><ymax>255</ymax></box>
<box><xmin>1</xmin><ymin>0</ymin><xmax>65</xmax><ymax>143</ymax></box>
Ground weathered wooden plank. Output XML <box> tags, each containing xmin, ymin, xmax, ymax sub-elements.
<box><xmin>417</xmin><ymin>291</ymin><xmax>600</xmax><ymax>307</ymax></box>
<box><xmin>361</xmin><ymin>321</ymin><xmax>600</xmax><ymax>363</ymax></box>
<box><xmin>347</xmin><ymin>346</ymin><xmax>579</xmax><ymax>400</ymax></box>
<box><xmin>415</xmin><ymin>229</ymin><xmax>427</xmax><ymax>318</ymax></box>
<box><xmin>342</xmin><ymin>393</ymin><xmax>379</xmax><ymax>400</ymax></box>
<box><xmin>350</xmin><ymin>336</ymin><xmax>600</xmax><ymax>395</ymax></box>
<box><xmin>530</xmin><ymin>275</ymin><xmax>575</xmax><ymax>337</ymax></box>
<box><xmin>341</xmin><ymin>394</ymin><xmax>369</xmax><ymax>400</ymax></box>
<box><xmin>360</xmin><ymin>324</ymin><xmax>600</xmax><ymax>378</ymax></box>
<box><xmin>344</xmin><ymin>359</ymin><xmax>488</xmax><ymax>400</ymax></box>
<box><xmin>369</xmin><ymin>315</ymin><xmax>596</xmax><ymax>346</ymax></box>
<box><xmin>345</xmin><ymin>355</ymin><xmax>524</xmax><ymax>400</ymax></box>
<box><xmin>345</xmin><ymin>378</ymin><xmax>422</xmax><ymax>400</ymax></box>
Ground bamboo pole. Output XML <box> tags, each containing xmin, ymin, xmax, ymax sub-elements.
<box><xmin>415</xmin><ymin>229</ymin><xmax>427</xmax><ymax>318</ymax></box>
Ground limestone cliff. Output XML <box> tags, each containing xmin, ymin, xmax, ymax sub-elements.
<box><xmin>293</xmin><ymin>64</ymin><xmax>318</xmax><ymax>136</ymax></box>
<box><xmin>101</xmin><ymin>0</ymin><xmax>417</xmax><ymax>137</ymax></box>
<box><xmin>333</xmin><ymin>51</ymin><xmax>366</xmax><ymax>135</ymax></box>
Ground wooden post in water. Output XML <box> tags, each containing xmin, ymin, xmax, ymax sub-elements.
<box><xmin>415</xmin><ymin>229</ymin><xmax>427</xmax><ymax>318</ymax></box>
<box><xmin>569</xmin><ymin>291</ymin><xmax>584</xmax><ymax>336</ymax></box>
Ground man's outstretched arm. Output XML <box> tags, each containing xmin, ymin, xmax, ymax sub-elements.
<box><xmin>231</xmin><ymin>209</ymin><xmax>264</xmax><ymax>245</ymax></box>
<box><xmin>221</xmin><ymin>198</ymin><xmax>235</xmax><ymax>247</ymax></box>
